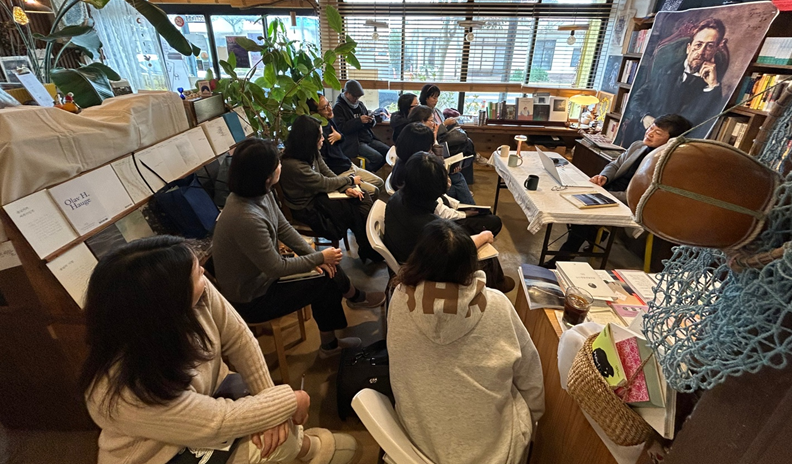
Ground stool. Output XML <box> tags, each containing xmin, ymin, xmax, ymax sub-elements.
<box><xmin>247</xmin><ymin>306</ymin><xmax>312</xmax><ymax>385</ymax></box>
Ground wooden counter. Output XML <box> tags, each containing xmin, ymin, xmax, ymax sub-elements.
<box><xmin>514</xmin><ymin>283</ymin><xmax>617</xmax><ymax>464</ymax></box>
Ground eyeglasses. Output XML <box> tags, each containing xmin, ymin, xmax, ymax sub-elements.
<box><xmin>317</xmin><ymin>103</ymin><xmax>332</xmax><ymax>111</ymax></box>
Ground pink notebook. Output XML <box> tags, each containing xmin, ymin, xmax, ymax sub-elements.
<box><xmin>614</xmin><ymin>337</ymin><xmax>649</xmax><ymax>403</ymax></box>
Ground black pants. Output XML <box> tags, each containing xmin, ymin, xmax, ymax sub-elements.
<box><xmin>558</xmin><ymin>224</ymin><xmax>600</xmax><ymax>255</ymax></box>
<box><xmin>456</xmin><ymin>211</ymin><xmax>503</xmax><ymax>237</ymax></box>
<box><xmin>479</xmin><ymin>257</ymin><xmax>508</xmax><ymax>291</ymax></box>
<box><xmin>232</xmin><ymin>268</ymin><xmax>352</xmax><ymax>332</ymax></box>
<box><xmin>293</xmin><ymin>193</ymin><xmax>380</xmax><ymax>262</ymax></box>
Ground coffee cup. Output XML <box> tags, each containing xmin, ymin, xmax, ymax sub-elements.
<box><xmin>524</xmin><ymin>175</ymin><xmax>539</xmax><ymax>190</ymax></box>
<box><xmin>562</xmin><ymin>287</ymin><xmax>594</xmax><ymax>327</ymax></box>
<box><xmin>500</xmin><ymin>145</ymin><xmax>510</xmax><ymax>157</ymax></box>
<box><xmin>508</xmin><ymin>153</ymin><xmax>523</xmax><ymax>167</ymax></box>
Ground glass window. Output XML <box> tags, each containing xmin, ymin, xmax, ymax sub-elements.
<box><xmin>160</xmin><ymin>14</ymin><xmax>214</xmax><ymax>92</ymax></box>
<box><xmin>211</xmin><ymin>15</ymin><xmax>266</xmax><ymax>78</ymax></box>
<box><xmin>571</xmin><ymin>48</ymin><xmax>582</xmax><ymax>68</ymax></box>
<box><xmin>532</xmin><ymin>39</ymin><xmax>555</xmax><ymax>72</ymax></box>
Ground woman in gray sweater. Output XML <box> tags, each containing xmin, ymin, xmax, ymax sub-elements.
<box><xmin>212</xmin><ymin>138</ymin><xmax>384</xmax><ymax>357</ymax></box>
<box><xmin>279</xmin><ymin>115</ymin><xmax>381</xmax><ymax>264</ymax></box>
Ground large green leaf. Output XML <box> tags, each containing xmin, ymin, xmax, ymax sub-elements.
<box><xmin>323</xmin><ymin>50</ymin><xmax>336</xmax><ymax>66</ymax></box>
<box><xmin>220</xmin><ymin>60</ymin><xmax>237</xmax><ymax>79</ymax></box>
<box><xmin>125</xmin><ymin>0</ymin><xmax>197</xmax><ymax>56</ymax></box>
<box><xmin>263</xmin><ymin>63</ymin><xmax>276</xmax><ymax>88</ymax></box>
<box><xmin>33</xmin><ymin>26</ymin><xmax>93</xmax><ymax>42</ymax></box>
<box><xmin>334</xmin><ymin>42</ymin><xmax>356</xmax><ymax>55</ymax></box>
<box><xmin>234</xmin><ymin>36</ymin><xmax>262</xmax><ymax>52</ymax></box>
<box><xmin>81</xmin><ymin>62</ymin><xmax>121</xmax><ymax>81</ymax></box>
<box><xmin>68</xmin><ymin>30</ymin><xmax>103</xmax><ymax>60</ymax></box>
<box><xmin>346</xmin><ymin>53</ymin><xmax>361</xmax><ymax>70</ymax></box>
<box><xmin>50</xmin><ymin>66</ymin><xmax>113</xmax><ymax>108</ymax></box>
<box><xmin>326</xmin><ymin>6</ymin><xmax>343</xmax><ymax>35</ymax></box>
<box><xmin>227</xmin><ymin>52</ymin><xmax>237</xmax><ymax>70</ymax></box>
<box><xmin>324</xmin><ymin>65</ymin><xmax>340</xmax><ymax>89</ymax></box>
<box><xmin>82</xmin><ymin>0</ymin><xmax>110</xmax><ymax>8</ymax></box>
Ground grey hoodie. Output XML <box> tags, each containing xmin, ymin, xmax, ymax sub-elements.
<box><xmin>388</xmin><ymin>271</ymin><xmax>545</xmax><ymax>464</ymax></box>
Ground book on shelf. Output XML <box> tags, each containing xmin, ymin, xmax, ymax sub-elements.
<box><xmin>3</xmin><ymin>190</ymin><xmax>79</xmax><ymax>259</ymax></box>
<box><xmin>620</xmin><ymin>60</ymin><xmax>638</xmax><ymax>85</ymax></box>
<box><xmin>505</xmin><ymin>104</ymin><xmax>516</xmax><ymax>121</ymax></box>
<box><xmin>561</xmin><ymin>192</ymin><xmax>618</xmax><ymax>209</ymax></box>
<box><xmin>626</xmin><ymin>29</ymin><xmax>651</xmax><ymax>54</ymax></box>
<box><xmin>85</xmin><ymin>224</ymin><xmax>128</xmax><ymax>260</ymax></box>
<box><xmin>516</xmin><ymin>97</ymin><xmax>534</xmax><ymax>121</ymax></box>
<box><xmin>0</xmin><ymin>240</ymin><xmax>22</xmax><ymax>272</ymax></box>
<box><xmin>736</xmin><ymin>73</ymin><xmax>791</xmax><ymax>111</ymax></box>
<box><xmin>549</xmin><ymin>97</ymin><xmax>568</xmax><ymax>122</ymax></box>
<box><xmin>619</xmin><ymin>92</ymin><xmax>630</xmax><ymax>114</ymax></box>
<box><xmin>200</xmin><ymin>117</ymin><xmax>236</xmax><ymax>156</ymax></box>
<box><xmin>222</xmin><ymin>111</ymin><xmax>247</xmax><ymax>143</ymax></box>
<box><xmin>757</xmin><ymin>37</ymin><xmax>792</xmax><ymax>65</ymax></box>
<box><xmin>46</xmin><ymin>242</ymin><xmax>98</xmax><ymax>308</ymax></box>
<box><xmin>518</xmin><ymin>263</ymin><xmax>565</xmax><ymax>310</ymax></box>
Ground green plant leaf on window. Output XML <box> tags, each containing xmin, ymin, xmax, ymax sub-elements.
<box><xmin>81</xmin><ymin>62</ymin><xmax>121</xmax><ymax>81</ymax></box>
<box><xmin>227</xmin><ymin>52</ymin><xmax>237</xmax><ymax>69</ymax></box>
<box><xmin>346</xmin><ymin>53</ymin><xmax>361</xmax><ymax>70</ymax></box>
<box><xmin>67</xmin><ymin>29</ymin><xmax>103</xmax><ymax>60</ymax></box>
<box><xmin>220</xmin><ymin>60</ymin><xmax>237</xmax><ymax>79</ymax></box>
<box><xmin>50</xmin><ymin>66</ymin><xmax>113</xmax><ymax>108</ymax></box>
<box><xmin>33</xmin><ymin>25</ymin><xmax>93</xmax><ymax>41</ymax></box>
<box><xmin>334</xmin><ymin>41</ymin><xmax>355</xmax><ymax>55</ymax></box>
<box><xmin>234</xmin><ymin>36</ymin><xmax>262</xmax><ymax>52</ymax></box>
<box><xmin>323</xmin><ymin>50</ymin><xmax>336</xmax><ymax>66</ymax></box>
<box><xmin>82</xmin><ymin>0</ymin><xmax>110</xmax><ymax>9</ymax></box>
<box><xmin>125</xmin><ymin>0</ymin><xmax>198</xmax><ymax>56</ymax></box>
<box><xmin>325</xmin><ymin>6</ymin><xmax>343</xmax><ymax>35</ymax></box>
<box><xmin>324</xmin><ymin>65</ymin><xmax>340</xmax><ymax>89</ymax></box>
<box><xmin>263</xmin><ymin>63</ymin><xmax>276</xmax><ymax>88</ymax></box>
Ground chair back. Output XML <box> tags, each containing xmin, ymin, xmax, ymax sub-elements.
<box><xmin>385</xmin><ymin>173</ymin><xmax>396</xmax><ymax>196</ymax></box>
<box><xmin>367</xmin><ymin>200</ymin><xmax>401</xmax><ymax>273</ymax></box>
<box><xmin>352</xmin><ymin>389</ymin><xmax>434</xmax><ymax>464</ymax></box>
<box><xmin>386</xmin><ymin>145</ymin><xmax>398</xmax><ymax>166</ymax></box>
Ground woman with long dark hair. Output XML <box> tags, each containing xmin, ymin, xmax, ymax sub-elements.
<box><xmin>81</xmin><ymin>236</ymin><xmax>360</xmax><ymax>464</ymax></box>
<box><xmin>212</xmin><ymin>137</ymin><xmax>384</xmax><ymax>356</ymax></box>
<box><xmin>280</xmin><ymin>115</ymin><xmax>381</xmax><ymax>264</ymax></box>
<box><xmin>389</xmin><ymin>92</ymin><xmax>418</xmax><ymax>142</ymax></box>
<box><xmin>388</xmin><ymin>220</ymin><xmax>544</xmax><ymax>464</ymax></box>
<box><xmin>384</xmin><ymin>152</ymin><xmax>512</xmax><ymax>292</ymax></box>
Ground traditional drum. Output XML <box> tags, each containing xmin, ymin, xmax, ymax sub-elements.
<box><xmin>626</xmin><ymin>137</ymin><xmax>780</xmax><ymax>250</ymax></box>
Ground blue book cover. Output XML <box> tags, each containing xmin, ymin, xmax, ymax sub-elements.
<box><xmin>223</xmin><ymin>112</ymin><xmax>246</xmax><ymax>143</ymax></box>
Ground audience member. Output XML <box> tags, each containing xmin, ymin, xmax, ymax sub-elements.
<box><xmin>212</xmin><ymin>138</ymin><xmax>385</xmax><ymax>356</ymax></box>
<box><xmin>279</xmin><ymin>115</ymin><xmax>382</xmax><ymax>264</ymax></box>
<box><xmin>307</xmin><ymin>95</ymin><xmax>384</xmax><ymax>196</ymax></box>
<box><xmin>544</xmin><ymin>113</ymin><xmax>692</xmax><ymax>268</ymax></box>
<box><xmin>419</xmin><ymin>83</ymin><xmax>457</xmax><ymax>131</ymax></box>
<box><xmin>389</xmin><ymin>93</ymin><xmax>418</xmax><ymax>142</ymax></box>
<box><xmin>388</xmin><ymin>220</ymin><xmax>545</xmax><ymax>464</ymax></box>
<box><xmin>81</xmin><ymin>236</ymin><xmax>360</xmax><ymax>464</ymax></box>
<box><xmin>407</xmin><ymin>105</ymin><xmax>475</xmax><ymax>204</ymax></box>
<box><xmin>384</xmin><ymin>152</ymin><xmax>513</xmax><ymax>292</ymax></box>
<box><xmin>333</xmin><ymin>80</ymin><xmax>388</xmax><ymax>173</ymax></box>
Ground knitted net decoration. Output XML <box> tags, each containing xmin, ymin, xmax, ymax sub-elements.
<box><xmin>642</xmin><ymin>101</ymin><xmax>792</xmax><ymax>393</ymax></box>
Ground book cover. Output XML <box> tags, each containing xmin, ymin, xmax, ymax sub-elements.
<box><xmin>591</xmin><ymin>324</ymin><xmax>626</xmax><ymax>387</ymax></box>
<box><xmin>186</xmin><ymin>127</ymin><xmax>217</xmax><ymax>163</ymax></box>
<box><xmin>533</xmin><ymin>105</ymin><xmax>550</xmax><ymax>121</ymax></box>
<box><xmin>48</xmin><ymin>175</ymin><xmax>109</xmax><ymax>236</ymax></box>
<box><xmin>85</xmin><ymin>224</ymin><xmax>128</xmax><ymax>260</ymax></box>
<box><xmin>3</xmin><ymin>191</ymin><xmax>79</xmax><ymax>259</ymax></box>
<box><xmin>549</xmin><ymin>97</ymin><xmax>568</xmax><ymax>122</ymax></box>
<box><xmin>556</xmin><ymin>261</ymin><xmax>616</xmax><ymax>301</ymax></box>
<box><xmin>200</xmin><ymin>117</ymin><xmax>236</xmax><ymax>156</ymax></box>
<box><xmin>561</xmin><ymin>192</ymin><xmax>618</xmax><ymax>209</ymax></box>
<box><xmin>614</xmin><ymin>337</ymin><xmax>650</xmax><ymax>403</ymax></box>
<box><xmin>223</xmin><ymin>111</ymin><xmax>247</xmax><ymax>143</ymax></box>
<box><xmin>116</xmin><ymin>209</ymin><xmax>155</xmax><ymax>243</ymax></box>
<box><xmin>477</xmin><ymin>243</ymin><xmax>499</xmax><ymax>261</ymax></box>
<box><xmin>46</xmin><ymin>243</ymin><xmax>98</xmax><ymax>308</ymax></box>
<box><xmin>112</xmin><ymin>155</ymin><xmax>152</xmax><ymax>204</ymax></box>
<box><xmin>516</xmin><ymin>97</ymin><xmax>534</xmax><ymax>121</ymax></box>
<box><xmin>519</xmin><ymin>263</ymin><xmax>565</xmax><ymax>310</ymax></box>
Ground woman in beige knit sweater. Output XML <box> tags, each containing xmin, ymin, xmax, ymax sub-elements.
<box><xmin>80</xmin><ymin>236</ymin><xmax>359</xmax><ymax>464</ymax></box>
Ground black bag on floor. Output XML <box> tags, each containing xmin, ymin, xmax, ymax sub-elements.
<box><xmin>336</xmin><ymin>339</ymin><xmax>393</xmax><ymax>420</ymax></box>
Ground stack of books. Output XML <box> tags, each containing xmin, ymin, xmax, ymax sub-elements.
<box><xmin>756</xmin><ymin>37</ymin><xmax>792</xmax><ymax>65</ymax></box>
<box><xmin>735</xmin><ymin>73</ymin><xmax>791</xmax><ymax>111</ymax></box>
<box><xmin>626</xmin><ymin>29</ymin><xmax>651</xmax><ymax>54</ymax></box>
<box><xmin>620</xmin><ymin>61</ymin><xmax>639</xmax><ymax>85</ymax></box>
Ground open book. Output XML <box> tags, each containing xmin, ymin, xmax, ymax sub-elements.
<box><xmin>477</xmin><ymin>243</ymin><xmax>499</xmax><ymax>261</ymax></box>
<box><xmin>444</xmin><ymin>153</ymin><xmax>473</xmax><ymax>172</ymax></box>
<box><xmin>327</xmin><ymin>185</ymin><xmax>362</xmax><ymax>200</ymax></box>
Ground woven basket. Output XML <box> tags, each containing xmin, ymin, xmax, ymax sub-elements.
<box><xmin>567</xmin><ymin>334</ymin><xmax>654</xmax><ymax>446</ymax></box>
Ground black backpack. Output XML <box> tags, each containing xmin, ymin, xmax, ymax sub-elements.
<box><xmin>336</xmin><ymin>339</ymin><xmax>393</xmax><ymax>420</ymax></box>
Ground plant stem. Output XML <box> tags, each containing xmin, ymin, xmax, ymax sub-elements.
<box><xmin>53</xmin><ymin>39</ymin><xmax>72</xmax><ymax>69</ymax></box>
<box><xmin>44</xmin><ymin>0</ymin><xmax>80</xmax><ymax>82</ymax></box>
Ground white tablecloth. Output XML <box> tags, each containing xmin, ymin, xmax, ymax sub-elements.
<box><xmin>488</xmin><ymin>151</ymin><xmax>643</xmax><ymax>238</ymax></box>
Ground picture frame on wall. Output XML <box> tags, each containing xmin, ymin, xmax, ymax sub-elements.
<box><xmin>596</xmin><ymin>91</ymin><xmax>615</xmax><ymax>121</ymax></box>
<box><xmin>0</xmin><ymin>56</ymin><xmax>33</xmax><ymax>84</ymax></box>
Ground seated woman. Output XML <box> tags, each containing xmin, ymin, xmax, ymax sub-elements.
<box><xmin>384</xmin><ymin>152</ymin><xmax>513</xmax><ymax>292</ymax></box>
<box><xmin>388</xmin><ymin>220</ymin><xmax>545</xmax><ymax>464</ymax></box>
<box><xmin>393</xmin><ymin>123</ymin><xmax>502</xmax><ymax>237</ymax></box>
<box><xmin>419</xmin><ymin>84</ymin><xmax>457</xmax><ymax>132</ymax></box>
<box><xmin>389</xmin><ymin>92</ymin><xmax>417</xmax><ymax>142</ymax></box>
<box><xmin>279</xmin><ymin>115</ymin><xmax>381</xmax><ymax>264</ymax></box>
<box><xmin>407</xmin><ymin>105</ymin><xmax>475</xmax><ymax>205</ymax></box>
<box><xmin>81</xmin><ymin>236</ymin><xmax>360</xmax><ymax>464</ymax></box>
<box><xmin>213</xmin><ymin>138</ymin><xmax>385</xmax><ymax>357</ymax></box>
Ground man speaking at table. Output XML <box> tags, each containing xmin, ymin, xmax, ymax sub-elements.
<box><xmin>542</xmin><ymin>114</ymin><xmax>691</xmax><ymax>268</ymax></box>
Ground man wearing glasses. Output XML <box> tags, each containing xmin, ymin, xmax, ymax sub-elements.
<box><xmin>308</xmin><ymin>94</ymin><xmax>385</xmax><ymax>196</ymax></box>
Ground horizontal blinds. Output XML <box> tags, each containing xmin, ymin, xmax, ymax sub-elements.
<box><xmin>326</xmin><ymin>0</ymin><xmax>616</xmax><ymax>88</ymax></box>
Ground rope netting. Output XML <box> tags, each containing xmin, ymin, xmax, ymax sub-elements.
<box><xmin>643</xmin><ymin>99</ymin><xmax>792</xmax><ymax>392</ymax></box>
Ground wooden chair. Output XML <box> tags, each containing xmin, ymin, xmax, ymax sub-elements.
<box><xmin>247</xmin><ymin>306</ymin><xmax>312</xmax><ymax>385</ymax></box>
<box><xmin>272</xmin><ymin>184</ymin><xmax>350</xmax><ymax>250</ymax></box>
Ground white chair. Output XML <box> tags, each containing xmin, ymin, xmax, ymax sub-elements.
<box><xmin>367</xmin><ymin>200</ymin><xmax>401</xmax><ymax>274</ymax></box>
<box><xmin>386</xmin><ymin>145</ymin><xmax>398</xmax><ymax>166</ymax></box>
<box><xmin>385</xmin><ymin>173</ymin><xmax>396</xmax><ymax>196</ymax></box>
<box><xmin>352</xmin><ymin>389</ymin><xmax>434</xmax><ymax>464</ymax></box>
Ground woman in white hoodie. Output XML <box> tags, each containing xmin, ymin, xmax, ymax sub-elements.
<box><xmin>388</xmin><ymin>220</ymin><xmax>545</xmax><ymax>464</ymax></box>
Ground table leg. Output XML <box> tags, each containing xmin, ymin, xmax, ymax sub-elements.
<box><xmin>599</xmin><ymin>227</ymin><xmax>617</xmax><ymax>269</ymax></box>
<box><xmin>539</xmin><ymin>223</ymin><xmax>554</xmax><ymax>265</ymax></box>
<box><xmin>493</xmin><ymin>175</ymin><xmax>503</xmax><ymax>214</ymax></box>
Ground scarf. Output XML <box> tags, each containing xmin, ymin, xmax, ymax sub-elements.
<box><xmin>341</xmin><ymin>93</ymin><xmax>360</xmax><ymax>109</ymax></box>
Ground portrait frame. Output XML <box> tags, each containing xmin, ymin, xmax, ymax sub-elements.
<box><xmin>0</xmin><ymin>56</ymin><xmax>33</xmax><ymax>84</ymax></box>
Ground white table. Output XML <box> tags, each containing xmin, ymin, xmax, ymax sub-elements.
<box><xmin>489</xmin><ymin>150</ymin><xmax>642</xmax><ymax>267</ymax></box>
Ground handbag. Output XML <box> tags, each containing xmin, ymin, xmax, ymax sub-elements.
<box><xmin>137</xmin><ymin>157</ymin><xmax>220</xmax><ymax>239</ymax></box>
<box><xmin>167</xmin><ymin>374</ymin><xmax>250</xmax><ymax>464</ymax></box>
<box><xmin>336</xmin><ymin>339</ymin><xmax>393</xmax><ymax>420</ymax></box>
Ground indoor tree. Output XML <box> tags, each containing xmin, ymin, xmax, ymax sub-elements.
<box><xmin>215</xmin><ymin>6</ymin><xmax>359</xmax><ymax>144</ymax></box>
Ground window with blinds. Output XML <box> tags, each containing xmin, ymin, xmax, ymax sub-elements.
<box><xmin>325</xmin><ymin>0</ymin><xmax>616</xmax><ymax>89</ymax></box>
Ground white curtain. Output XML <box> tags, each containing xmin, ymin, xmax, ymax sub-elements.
<box><xmin>90</xmin><ymin>1</ymin><xmax>169</xmax><ymax>92</ymax></box>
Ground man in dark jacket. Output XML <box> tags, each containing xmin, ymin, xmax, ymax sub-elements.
<box><xmin>308</xmin><ymin>94</ymin><xmax>384</xmax><ymax>196</ymax></box>
<box><xmin>333</xmin><ymin>80</ymin><xmax>388</xmax><ymax>173</ymax></box>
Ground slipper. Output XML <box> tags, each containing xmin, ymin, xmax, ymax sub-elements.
<box><xmin>299</xmin><ymin>428</ymin><xmax>361</xmax><ymax>464</ymax></box>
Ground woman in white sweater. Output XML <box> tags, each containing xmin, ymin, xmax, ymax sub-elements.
<box><xmin>388</xmin><ymin>220</ymin><xmax>545</xmax><ymax>464</ymax></box>
<box><xmin>81</xmin><ymin>236</ymin><xmax>359</xmax><ymax>464</ymax></box>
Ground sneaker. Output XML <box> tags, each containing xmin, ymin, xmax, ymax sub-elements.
<box><xmin>319</xmin><ymin>337</ymin><xmax>362</xmax><ymax>359</ymax></box>
<box><xmin>296</xmin><ymin>428</ymin><xmax>361</xmax><ymax>464</ymax></box>
<box><xmin>497</xmin><ymin>276</ymin><xmax>516</xmax><ymax>293</ymax></box>
<box><xmin>346</xmin><ymin>291</ymin><xmax>386</xmax><ymax>309</ymax></box>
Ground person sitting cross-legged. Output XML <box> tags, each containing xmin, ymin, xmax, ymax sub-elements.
<box><xmin>307</xmin><ymin>94</ymin><xmax>384</xmax><ymax>197</ymax></box>
<box><xmin>332</xmin><ymin>80</ymin><xmax>388</xmax><ymax>173</ymax></box>
<box><xmin>543</xmin><ymin>113</ymin><xmax>692</xmax><ymax>268</ymax></box>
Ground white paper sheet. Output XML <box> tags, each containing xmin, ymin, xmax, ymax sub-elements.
<box><xmin>186</xmin><ymin>127</ymin><xmax>216</xmax><ymax>163</ymax></box>
<box><xmin>0</xmin><ymin>240</ymin><xmax>22</xmax><ymax>271</ymax></box>
<box><xmin>233</xmin><ymin>106</ymin><xmax>255</xmax><ymax>136</ymax></box>
<box><xmin>3</xmin><ymin>190</ymin><xmax>79</xmax><ymax>258</ymax></box>
<box><xmin>112</xmin><ymin>155</ymin><xmax>153</xmax><ymax>204</ymax></box>
<box><xmin>200</xmin><ymin>118</ymin><xmax>235</xmax><ymax>156</ymax></box>
<box><xmin>134</xmin><ymin>145</ymin><xmax>169</xmax><ymax>192</ymax></box>
<box><xmin>14</xmin><ymin>71</ymin><xmax>54</xmax><ymax>107</ymax></box>
<box><xmin>172</xmin><ymin>132</ymin><xmax>203</xmax><ymax>174</ymax></box>
<box><xmin>46</xmin><ymin>243</ymin><xmax>97</xmax><ymax>308</ymax></box>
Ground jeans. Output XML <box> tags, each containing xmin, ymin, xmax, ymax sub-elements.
<box><xmin>357</xmin><ymin>140</ymin><xmax>389</xmax><ymax>173</ymax></box>
<box><xmin>448</xmin><ymin>172</ymin><xmax>475</xmax><ymax>205</ymax></box>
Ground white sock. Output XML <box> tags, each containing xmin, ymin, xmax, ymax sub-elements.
<box><xmin>299</xmin><ymin>435</ymin><xmax>321</xmax><ymax>462</ymax></box>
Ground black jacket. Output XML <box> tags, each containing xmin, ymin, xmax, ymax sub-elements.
<box><xmin>320</xmin><ymin>119</ymin><xmax>352</xmax><ymax>175</ymax></box>
<box><xmin>333</xmin><ymin>95</ymin><xmax>379</xmax><ymax>158</ymax></box>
